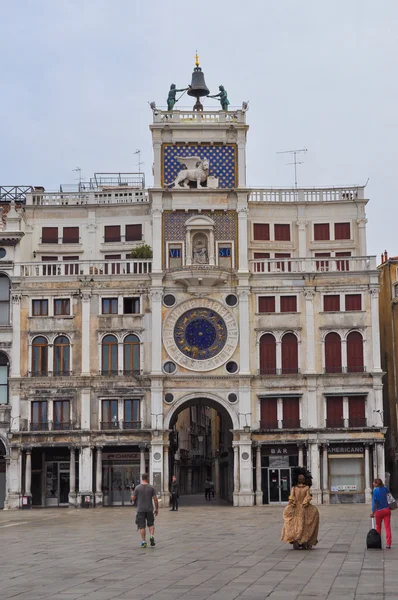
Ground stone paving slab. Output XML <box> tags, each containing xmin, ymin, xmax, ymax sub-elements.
<box><xmin>0</xmin><ymin>500</ymin><xmax>397</xmax><ymax>599</ymax></box>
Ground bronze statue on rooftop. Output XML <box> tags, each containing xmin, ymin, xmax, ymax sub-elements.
<box><xmin>167</xmin><ymin>84</ymin><xmax>189</xmax><ymax>111</ymax></box>
<box><xmin>209</xmin><ymin>86</ymin><xmax>230</xmax><ymax>111</ymax></box>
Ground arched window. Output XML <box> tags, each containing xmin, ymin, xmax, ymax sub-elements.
<box><xmin>0</xmin><ymin>275</ymin><xmax>9</xmax><ymax>326</ymax></box>
<box><xmin>281</xmin><ymin>333</ymin><xmax>298</xmax><ymax>374</ymax></box>
<box><xmin>325</xmin><ymin>332</ymin><xmax>342</xmax><ymax>373</ymax></box>
<box><xmin>123</xmin><ymin>334</ymin><xmax>140</xmax><ymax>375</ymax></box>
<box><xmin>259</xmin><ymin>334</ymin><xmax>276</xmax><ymax>375</ymax></box>
<box><xmin>0</xmin><ymin>352</ymin><xmax>9</xmax><ymax>404</ymax></box>
<box><xmin>102</xmin><ymin>335</ymin><xmax>118</xmax><ymax>375</ymax></box>
<box><xmin>32</xmin><ymin>336</ymin><xmax>48</xmax><ymax>376</ymax></box>
<box><xmin>347</xmin><ymin>331</ymin><xmax>364</xmax><ymax>373</ymax></box>
<box><xmin>53</xmin><ymin>336</ymin><xmax>70</xmax><ymax>376</ymax></box>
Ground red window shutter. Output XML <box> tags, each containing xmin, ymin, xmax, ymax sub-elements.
<box><xmin>281</xmin><ymin>333</ymin><xmax>298</xmax><ymax>374</ymax></box>
<box><xmin>348</xmin><ymin>396</ymin><xmax>366</xmax><ymax>426</ymax></box>
<box><xmin>347</xmin><ymin>331</ymin><xmax>364</xmax><ymax>372</ymax></box>
<box><xmin>345</xmin><ymin>294</ymin><xmax>361</xmax><ymax>311</ymax></box>
<box><xmin>325</xmin><ymin>332</ymin><xmax>342</xmax><ymax>373</ymax></box>
<box><xmin>41</xmin><ymin>256</ymin><xmax>58</xmax><ymax>261</ymax></box>
<box><xmin>42</xmin><ymin>227</ymin><xmax>58</xmax><ymax>243</ymax></box>
<box><xmin>274</xmin><ymin>224</ymin><xmax>291</xmax><ymax>241</ymax></box>
<box><xmin>326</xmin><ymin>397</ymin><xmax>344</xmax><ymax>427</ymax></box>
<box><xmin>282</xmin><ymin>397</ymin><xmax>300</xmax><ymax>427</ymax></box>
<box><xmin>314</xmin><ymin>223</ymin><xmax>330</xmax><ymax>241</ymax></box>
<box><xmin>126</xmin><ymin>224</ymin><xmax>142</xmax><ymax>242</ymax></box>
<box><xmin>253</xmin><ymin>223</ymin><xmax>270</xmax><ymax>241</ymax></box>
<box><xmin>62</xmin><ymin>227</ymin><xmax>79</xmax><ymax>243</ymax></box>
<box><xmin>260</xmin><ymin>398</ymin><xmax>278</xmax><ymax>428</ymax></box>
<box><xmin>259</xmin><ymin>334</ymin><xmax>276</xmax><ymax>374</ymax></box>
<box><xmin>280</xmin><ymin>296</ymin><xmax>297</xmax><ymax>313</ymax></box>
<box><xmin>324</xmin><ymin>295</ymin><xmax>340</xmax><ymax>312</ymax></box>
<box><xmin>334</xmin><ymin>222</ymin><xmax>351</xmax><ymax>240</ymax></box>
<box><xmin>258</xmin><ymin>297</ymin><xmax>275</xmax><ymax>313</ymax></box>
<box><xmin>254</xmin><ymin>252</ymin><xmax>270</xmax><ymax>259</ymax></box>
<box><xmin>104</xmin><ymin>225</ymin><xmax>121</xmax><ymax>242</ymax></box>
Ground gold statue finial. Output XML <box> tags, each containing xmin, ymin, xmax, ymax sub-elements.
<box><xmin>195</xmin><ymin>51</ymin><xmax>200</xmax><ymax>68</ymax></box>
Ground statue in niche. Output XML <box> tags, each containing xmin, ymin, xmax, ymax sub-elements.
<box><xmin>193</xmin><ymin>235</ymin><xmax>208</xmax><ymax>264</ymax></box>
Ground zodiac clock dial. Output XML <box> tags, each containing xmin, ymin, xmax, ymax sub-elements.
<box><xmin>163</xmin><ymin>298</ymin><xmax>239</xmax><ymax>372</ymax></box>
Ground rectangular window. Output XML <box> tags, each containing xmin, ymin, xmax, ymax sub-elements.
<box><xmin>0</xmin><ymin>363</ymin><xmax>8</xmax><ymax>404</ymax></box>
<box><xmin>31</xmin><ymin>401</ymin><xmax>48</xmax><ymax>431</ymax></box>
<box><xmin>101</xmin><ymin>399</ymin><xmax>119</xmax><ymax>429</ymax></box>
<box><xmin>41</xmin><ymin>227</ymin><xmax>58</xmax><ymax>244</ymax></box>
<box><xmin>275</xmin><ymin>253</ymin><xmax>291</xmax><ymax>272</ymax></box>
<box><xmin>104</xmin><ymin>254</ymin><xmax>122</xmax><ymax>275</ymax></box>
<box><xmin>345</xmin><ymin>294</ymin><xmax>362</xmax><ymax>311</ymax></box>
<box><xmin>258</xmin><ymin>296</ymin><xmax>275</xmax><ymax>313</ymax></box>
<box><xmin>124</xmin><ymin>399</ymin><xmax>141</xmax><ymax>429</ymax></box>
<box><xmin>280</xmin><ymin>296</ymin><xmax>297</xmax><ymax>313</ymax></box>
<box><xmin>260</xmin><ymin>398</ymin><xmax>278</xmax><ymax>429</ymax></box>
<box><xmin>274</xmin><ymin>224</ymin><xmax>291</xmax><ymax>241</ymax></box>
<box><xmin>63</xmin><ymin>256</ymin><xmax>79</xmax><ymax>275</ymax></box>
<box><xmin>315</xmin><ymin>252</ymin><xmax>330</xmax><ymax>272</ymax></box>
<box><xmin>282</xmin><ymin>397</ymin><xmax>300</xmax><ymax>428</ymax></box>
<box><xmin>54</xmin><ymin>299</ymin><xmax>70</xmax><ymax>316</ymax></box>
<box><xmin>348</xmin><ymin>396</ymin><xmax>366</xmax><ymax>427</ymax></box>
<box><xmin>0</xmin><ymin>276</ymin><xmax>9</xmax><ymax>326</ymax></box>
<box><xmin>314</xmin><ymin>223</ymin><xmax>330</xmax><ymax>241</ymax></box>
<box><xmin>326</xmin><ymin>396</ymin><xmax>344</xmax><ymax>428</ymax></box>
<box><xmin>334</xmin><ymin>222</ymin><xmax>351</xmax><ymax>240</ymax></box>
<box><xmin>336</xmin><ymin>251</ymin><xmax>351</xmax><ymax>272</ymax></box>
<box><xmin>102</xmin><ymin>298</ymin><xmax>118</xmax><ymax>314</ymax></box>
<box><xmin>253</xmin><ymin>252</ymin><xmax>270</xmax><ymax>273</ymax></box>
<box><xmin>324</xmin><ymin>295</ymin><xmax>340</xmax><ymax>312</ymax></box>
<box><xmin>123</xmin><ymin>297</ymin><xmax>140</xmax><ymax>314</ymax></box>
<box><xmin>253</xmin><ymin>223</ymin><xmax>270</xmax><ymax>241</ymax></box>
<box><xmin>104</xmin><ymin>225</ymin><xmax>121</xmax><ymax>243</ymax></box>
<box><xmin>329</xmin><ymin>457</ymin><xmax>364</xmax><ymax>494</ymax></box>
<box><xmin>125</xmin><ymin>224</ymin><xmax>142</xmax><ymax>242</ymax></box>
<box><xmin>53</xmin><ymin>400</ymin><xmax>70</xmax><ymax>430</ymax></box>
<box><xmin>32</xmin><ymin>299</ymin><xmax>48</xmax><ymax>316</ymax></box>
<box><xmin>62</xmin><ymin>227</ymin><xmax>79</xmax><ymax>244</ymax></box>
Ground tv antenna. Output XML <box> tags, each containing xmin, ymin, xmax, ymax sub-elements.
<box><xmin>134</xmin><ymin>149</ymin><xmax>144</xmax><ymax>174</ymax></box>
<box><xmin>277</xmin><ymin>148</ymin><xmax>307</xmax><ymax>189</ymax></box>
<box><xmin>73</xmin><ymin>167</ymin><xmax>82</xmax><ymax>191</ymax></box>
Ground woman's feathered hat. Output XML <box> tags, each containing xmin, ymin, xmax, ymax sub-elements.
<box><xmin>292</xmin><ymin>467</ymin><xmax>313</xmax><ymax>487</ymax></box>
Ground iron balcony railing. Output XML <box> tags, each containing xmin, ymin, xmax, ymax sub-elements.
<box><xmin>123</xmin><ymin>421</ymin><xmax>142</xmax><ymax>430</ymax></box>
<box><xmin>52</xmin><ymin>421</ymin><xmax>72</xmax><ymax>431</ymax></box>
<box><xmin>348</xmin><ymin>417</ymin><xmax>367</xmax><ymax>427</ymax></box>
<box><xmin>101</xmin><ymin>421</ymin><xmax>120</xmax><ymax>430</ymax></box>
<box><xmin>258</xmin><ymin>368</ymin><xmax>301</xmax><ymax>375</ymax></box>
<box><xmin>326</xmin><ymin>418</ymin><xmax>345</xmax><ymax>428</ymax></box>
<box><xmin>30</xmin><ymin>422</ymin><xmax>49</xmax><ymax>432</ymax></box>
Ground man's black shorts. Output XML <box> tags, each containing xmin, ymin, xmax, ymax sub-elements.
<box><xmin>136</xmin><ymin>511</ymin><xmax>154</xmax><ymax>529</ymax></box>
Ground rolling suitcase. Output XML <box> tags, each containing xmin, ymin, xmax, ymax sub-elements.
<box><xmin>366</xmin><ymin>517</ymin><xmax>382</xmax><ymax>549</ymax></box>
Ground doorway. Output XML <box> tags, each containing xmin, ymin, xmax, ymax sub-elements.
<box><xmin>45</xmin><ymin>461</ymin><xmax>71</xmax><ymax>506</ymax></box>
<box><xmin>102</xmin><ymin>465</ymin><xmax>140</xmax><ymax>506</ymax></box>
<box><xmin>268</xmin><ymin>468</ymin><xmax>291</xmax><ymax>503</ymax></box>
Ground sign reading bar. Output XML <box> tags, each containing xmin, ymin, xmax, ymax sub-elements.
<box><xmin>262</xmin><ymin>446</ymin><xmax>298</xmax><ymax>456</ymax></box>
<box><xmin>329</xmin><ymin>445</ymin><xmax>364</xmax><ymax>454</ymax></box>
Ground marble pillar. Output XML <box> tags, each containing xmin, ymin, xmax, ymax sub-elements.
<box><xmin>25</xmin><ymin>448</ymin><xmax>32</xmax><ymax>498</ymax></box>
<box><xmin>255</xmin><ymin>444</ymin><xmax>262</xmax><ymax>506</ymax></box>
<box><xmin>69</xmin><ymin>447</ymin><xmax>76</xmax><ymax>507</ymax></box>
<box><xmin>95</xmin><ymin>447</ymin><xmax>103</xmax><ymax>507</ymax></box>
<box><xmin>322</xmin><ymin>444</ymin><xmax>329</xmax><ymax>504</ymax></box>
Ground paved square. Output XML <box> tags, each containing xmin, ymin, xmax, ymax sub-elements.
<box><xmin>0</xmin><ymin>500</ymin><xmax>397</xmax><ymax>600</ymax></box>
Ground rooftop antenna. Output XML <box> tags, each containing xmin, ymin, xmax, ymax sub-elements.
<box><xmin>134</xmin><ymin>149</ymin><xmax>144</xmax><ymax>174</ymax></box>
<box><xmin>276</xmin><ymin>148</ymin><xmax>308</xmax><ymax>189</ymax></box>
<box><xmin>73</xmin><ymin>167</ymin><xmax>82</xmax><ymax>191</ymax></box>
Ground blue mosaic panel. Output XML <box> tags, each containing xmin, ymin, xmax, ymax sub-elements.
<box><xmin>163</xmin><ymin>144</ymin><xmax>236</xmax><ymax>188</ymax></box>
<box><xmin>174</xmin><ymin>308</ymin><xmax>227</xmax><ymax>360</ymax></box>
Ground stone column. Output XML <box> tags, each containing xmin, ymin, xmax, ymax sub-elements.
<box><xmin>255</xmin><ymin>444</ymin><xmax>262</xmax><ymax>506</ymax></box>
<box><xmin>81</xmin><ymin>291</ymin><xmax>91</xmax><ymax>376</ymax></box>
<box><xmin>370</xmin><ymin>288</ymin><xmax>382</xmax><ymax>371</ymax></box>
<box><xmin>304</xmin><ymin>290</ymin><xmax>316</xmax><ymax>373</ymax></box>
<box><xmin>187</xmin><ymin>467</ymin><xmax>192</xmax><ymax>494</ymax></box>
<box><xmin>11</xmin><ymin>294</ymin><xmax>21</xmax><ymax>378</ymax></box>
<box><xmin>376</xmin><ymin>442</ymin><xmax>385</xmax><ymax>483</ymax></box>
<box><xmin>78</xmin><ymin>446</ymin><xmax>93</xmax><ymax>507</ymax></box>
<box><xmin>322</xmin><ymin>444</ymin><xmax>329</xmax><ymax>504</ymax></box>
<box><xmin>152</xmin><ymin>142</ymin><xmax>162</xmax><ymax>188</ymax></box>
<box><xmin>298</xmin><ymin>444</ymin><xmax>304</xmax><ymax>467</ymax></box>
<box><xmin>238</xmin><ymin>289</ymin><xmax>250</xmax><ymax>374</ymax></box>
<box><xmin>150</xmin><ymin>291</ymin><xmax>163</xmax><ymax>374</ymax></box>
<box><xmin>309</xmin><ymin>442</ymin><xmax>321</xmax><ymax>504</ymax></box>
<box><xmin>341</xmin><ymin>339</ymin><xmax>347</xmax><ymax>372</ymax></box>
<box><xmin>6</xmin><ymin>447</ymin><xmax>21</xmax><ymax>509</ymax></box>
<box><xmin>80</xmin><ymin>388</ymin><xmax>91</xmax><ymax>430</ymax></box>
<box><xmin>214</xmin><ymin>456</ymin><xmax>220</xmax><ymax>496</ymax></box>
<box><xmin>95</xmin><ymin>447</ymin><xmax>103</xmax><ymax>507</ymax></box>
<box><xmin>140</xmin><ymin>445</ymin><xmax>146</xmax><ymax>475</ymax></box>
<box><xmin>151</xmin><ymin>207</ymin><xmax>163</xmax><ymax>273</ymax></box>
<box><xmin>296</xmin><ymin>219</ymin><xmax>308</xmax><ymax>257</ymax></box>
<box><xmin>25</xmin><ymin>448</ymin><xmax>32</xmax><ymax>498</ymax></box>
<box><xmin>233</xmin><ymin>445</ymin><xmax>240</xmax><ymax>506</ymax></box>
<box><xmin>276</xmin><ymin>340</ymin><xmax>282</xmax><ymax>372</ymax></box>
<box><xmin>163</xmin><ymin>446</ymin><xmax>170</xmax><ymax>507</ymax></box>
<box><xmin>209</xmin><ymin>229</ymin><xmax>215</xmax><ymax>266</ymax></box>
<box><xmin>357</xmin><ymin>217</ymin><xmax>368</xmax><ymax>256</ymax></box>
<box><xmin>69</xmin><ymin>447</ymin><xmax>76</xmax><ymax>507</ymax></box>
<box><xmin>237</xmin><ymin>205</ymin><xmax>249</xmax><ymax>273</ymax></box>
<box><xmin>365</xmin><ymin>443</ymin><xmax>372</xmax><ymax>503</ymax></box>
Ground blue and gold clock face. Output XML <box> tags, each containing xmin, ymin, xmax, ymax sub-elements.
<box><xmin>174</xmin><ymin>308</ymin><xmax>227</xmax><ymax>360</ymax></box>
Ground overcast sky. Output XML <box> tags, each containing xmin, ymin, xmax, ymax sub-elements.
<box><xmin>1</xmin><ymin>1</ymin><xmax>397</xmax><ymax>257</ymax></box>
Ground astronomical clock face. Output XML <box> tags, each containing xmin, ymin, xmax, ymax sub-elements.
<box><xmin>163</xmin><ymin>298</ymin><xmax>239</xmax><ymax>372</ymax></box>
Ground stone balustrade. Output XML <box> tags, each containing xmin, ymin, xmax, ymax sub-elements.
<box><xmin>248</xmin><ymin>186</ymin><xmax>365</xmax><ymax>203</ymax></box>
<box><xmin>152</xmin><ymin>109</ymin><xmax>246</xmax><ymax>124</ymax></box>
<box><xmin>26</xmin><ymin>189</ymin><xmax>149</xmax><ymax>206</ymax></box>
<box><xmin>19</xmin><ymin>259</ymin><xmax>152</xmax><ymax>278</ymax></box>
<box><xmin>250</xmin><ymin>255</ymin><xmax>376</xmax><ymax>274</ymax></box>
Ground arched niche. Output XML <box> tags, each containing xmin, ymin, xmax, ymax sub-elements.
<box><xmin>185</xmin><ymin>215</ymin><xmax>215</xmax><ymax>266</ymax></box>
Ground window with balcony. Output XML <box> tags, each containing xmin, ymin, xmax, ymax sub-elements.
<box><xmin>32</xmin><ymin>299</ymin><xmax>49</xmax><ymax>316</ymax></box>
<box><xmin>314</xmin><ymin>223</ymin><xmax>330</xmax><ymax>241</ymax></box>
<box><xmin>275</xmin><ymin>253</ymin><xmax>291</xmax><ymax>272</ymax></box>
<box><xmin>42</xmin><ymin>227</ymin><xmax>58</xmax><ymax>244</ymax></box>
<box><xmin>31</xmin><ymin>401</ymin><xmax>48</xmax><ymax>431</ymax></box>
<box><xmin>281</xmin><ymin>333</ymin><xmax>298</xmax><ymax>374</ymax></box>
<box><xmin>347</xmin><ymin>331</ymin><xmax>364</xmax><ymax>372</ymax></box>
<box><xmin>54</xmin><ymin>299</ymin><xmax>70</xmax><ymax>316</ymax></box>
<box><xmin>253</xmin><ymin>252</ymin><xmax>270</xmax><ymax>273</ymax></box>
<box><xmin>345</xmin><ymin>294</ymin><xmax>362</xmax><ymax>311</ymax></box>
<box><xmin>324</xmin><ymin>295</ymin><xmax>340</xmax><ymax>312</ymax></box>
<box><xmin>334</xmin><ymin>222</ymin><xmax>351</xmax><ymax>240</ymax></box>
<box><xmin>259</xmin><ymin>333</ymin><xmax>276</xmax><ymax>375</ymax></box>
<box><xmin>104</xmin><ymin>225</ymin><xmax>121</xmax><ymax>243</ymax></box>
<box><xmin>0</xmin><ymin>352</ymin><xmax>8</xmax><ymax>404</ymax></box>
<box><xmin>104</xmin><ymin>254</ymin><xmax>122</xmax><ymax>275</ymax></box>
<box><xmin>102</xmin><ymin>335</ymin><xmax>118</xmax><ymax>375</ymax></box>
<box><xmin>53</xmin><ymin>400</ymin><xmax>70</xmax><ymax>430</ymax></box>
<box><xmin>325</xmin><ymin>332</ymin><xmax>342</xmax><ymax>373</ymax></box>
<box><xmin>253</xmin><ymin>223</ymin><xmax>270</xmax><ymax>241</ymax></box>
<box><xmin>315</xmin><ymin>252</ymin><xmax>330</xmax><ymax>271</ymax></box>
<box><xmin>274</xmin><ymin>224</ymin><xmax>291</xmax><ymax>241</ymax></box>
<box><xmin>102</xmin><ymin>298</ymin><xmax>118</xmax><ymax>314</ymax></box>
<box><xmin>258</xmin><ymin>296</ymin><xmax>275</xmax><ymax>313</ymax></box>
<box><xmin>123</xmin><ymin>334</ymin><xmax>140</xmax><ymax>374</ymax></box>
<box><xmin>260</xmin><ymin>398</ymin><xmax>278</xmax><ymax>429</ymax></box>
<box><xmin>32</xmin><ymin>336</ymin><xmax>48</xmax><ymax>376</ymax></box>
<box><xmin>348</xmin><ymin>396</ymin><xmax>366</xmax><ymax>427</ymax></box>
<box><xmin>53</xmin><ymin>336</ymin><xmax>70</xmax><ymax>376</ymax></box>
<box><xmin>280</xmin><ymin>296</ymin><xmax>297</xmax><ymax>313</ymax></box>
<box><xmin>336</xmin><ymin>251</ymin><xmax>351</xmax><ymax>272</ymax></box>
<box><xmin>62</xmin><ymin>227</ymin><xmax>79</xmax><ymax>244</ymax></box>
<box><xmin>0</xmin><ymin>275</ymin><xmax>9</xmax><ymax>325</ymax></box>
<box><xmin>63</xmin><ymin>256</ymin><xmax>80</xmax><ymax>276</ymax></box>
<box><xmin>123</xmin><ymin>297</ymin><xmax>140</xmax><ymax>314</ymax></box>
<box><xmin>124</xmin><ymin>399</ymin><xmax>141</xmax><ymax>429</ymax></box>
<box><xmin>282</xmin><ymin>397</ymin><xmax>300</xmax><ymax>428</ymax></box>
<box><xmin>101</xmin><ymin>399</ymin><xmax>119</xmax><ymax>429</ymax></box>
<box><xmin>125</xmin><ymin>224</ymin><xmax>142</xmax><ymax>242</ymax></box>
<box><xmin>326</xmin><ymin>396</ymin><xmax>344</xmax><ymax>428</ymax></box>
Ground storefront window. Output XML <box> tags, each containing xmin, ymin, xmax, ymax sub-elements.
<box><xmin>329</xmin><ymin>457</ymin><xmax>364</xmax><ymax>493</ymax></box>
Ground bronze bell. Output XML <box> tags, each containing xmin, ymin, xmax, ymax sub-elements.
<box><xmin>187</xmin><ymin>55</ymin><xmax>210</xmax><ymax>111</ymax></box>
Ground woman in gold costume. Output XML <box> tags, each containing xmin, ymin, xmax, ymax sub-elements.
<box><xmin>281</xmin><ymin>467</ymin><xmax>319</xmax><ymax>550</ymax></box>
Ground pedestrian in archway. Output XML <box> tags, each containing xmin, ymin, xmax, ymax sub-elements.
<box><xmin>205</xmin><ymin>477</ymin><xmax>215</xmax><ymax>501</ymax></box>
<box><xmin>170</xmin><ymin>475</ymin><xmax>179</xmax><ymax>511</ymax></box>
